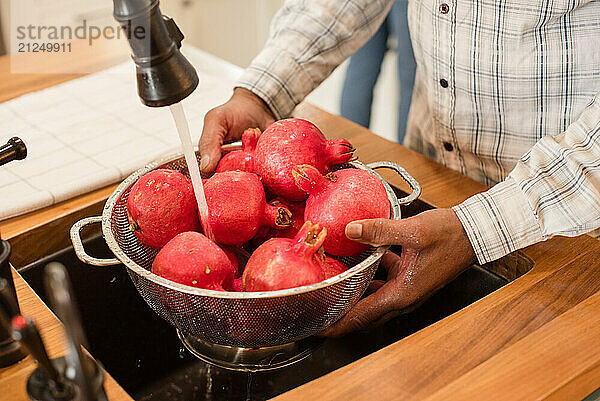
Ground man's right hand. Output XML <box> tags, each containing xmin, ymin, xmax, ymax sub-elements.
<box><xmin>198</xmin><ymin>88</ymin><xmax>275</xmax><ymax>173</ymax></box>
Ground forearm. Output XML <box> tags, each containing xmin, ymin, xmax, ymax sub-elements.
<box><xmin>454</xmin><ymin>92</ymin><xmax>600</xmax><ymax>263</ymax></box>
<box><xmin>236</xmin><ymin>0</ymin><xmax>394</xmax><ymax>119</ymax></box>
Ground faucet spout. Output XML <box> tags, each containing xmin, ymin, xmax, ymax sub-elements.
<box><xmin>113</xmin><ymin>0</ymin><xmax>199</xmax><ymax>107</ymax></box>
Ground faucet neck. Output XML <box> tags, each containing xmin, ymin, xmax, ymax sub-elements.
<box><xmin>113</xmin><ymin>0</ymin><xmax>199</xmax><ymax>107</ymax></box>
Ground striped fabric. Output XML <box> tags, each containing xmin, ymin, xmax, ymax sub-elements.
<box><xmin>236</xmin><ymin>0</ymin><xmax>600</xmax><ymax>264</ymax></box>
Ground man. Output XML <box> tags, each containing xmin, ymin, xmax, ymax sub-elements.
<box><xmin>198</xmin><ymin>0</ymin><xmax>600</xmax><ymax>336</ymax></box>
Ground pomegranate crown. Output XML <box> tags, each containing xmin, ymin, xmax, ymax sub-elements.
<box><xmin>326</xmin><ymin>138</ymin><xmax>356</xmax><ymax>165</ymax></box>
<box><xmin>263</xmin><ymin>202</ymin><xmax>293</xmax><ymax>229</ymax></box>
<box><xmin>292</xmin><ymin>164</ymin><xmax>336</xmax><ymax>195</ymax></box>
<box><xmin>293</xmin><ymin>221</ymin><xmax>327</xmax><ymax>255</ymax></box>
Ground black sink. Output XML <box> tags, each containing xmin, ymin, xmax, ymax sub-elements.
<box><xmin>15</xmin><ymin>196</ymin><xmax>532</xmax><ymax>400</ymax></box>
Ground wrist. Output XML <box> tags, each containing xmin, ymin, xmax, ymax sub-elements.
<box><xmin>446</xmin><ymin>208</ymin><xmax>477</xmax><ymax>266</ymax></box>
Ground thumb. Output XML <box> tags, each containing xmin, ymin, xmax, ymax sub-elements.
<box><xmin>198</xmin><ymin>109</ymin><xmax>228</xmax><ymax>173</ymax></box>
<box><xmin>345</xmin><ymin>218</ymin><xmax>413</xmax><ymax>247</ymax></box>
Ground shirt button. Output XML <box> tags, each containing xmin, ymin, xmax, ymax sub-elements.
<box><xmin>443</xmin><ymin>142</ymin><xmax>454</xmax><ymax>151</ymax></box>
<box><xmin>439</xmin><ymin>3</ymin><xmax>449</xmax><ymax>14</ymax></box>
<box><xmin>440</xmin><ymin>78</ymin><xmax>449</xmax><ymax>88</ymax></box>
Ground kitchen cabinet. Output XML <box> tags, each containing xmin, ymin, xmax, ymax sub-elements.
<box><xmin>0</xmin><ymin>0</ymin><xmax>283</xmax><ymax>66</ymax></box>
<box><xmin>0</xmin><ymin>0</ymin><xmax>114</xmax><ymax>53</ymax></box>
<box><xmin>161</xmin><ymin>0</ymin><xmax>285</xmax><ymax>67</ymax></box>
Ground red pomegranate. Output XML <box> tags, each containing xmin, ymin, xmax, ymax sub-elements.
<box><xmin>127</xmin><ymin>169</ymin><xmax>201</xmax><ymax>249</ymax></box>
<box><xmin>223</xmin><ymin>246</ymin><xmax>244</xmax><ymax>278</ymax></box>
<box><xmin>253</xmin><ymin>118</ymin><xmax>355</xmax><ymax>201</ymax></box>
<box><xmin>293</xmin><ymin>165</ymin><xmax>390</xmax><ymax>256</ymax></box>
<box><xmin>243</xmin><ymin>221</ymin><xmax>327</xmax><ymax>291</ymax></box>
<box><xmin>252</xmin><ymin>199</ymin><xmax>306</xmax><ymax>247</ymax></box>
<box><xmin>231</xmin><ymin>277</ymin><xmax>244</xmax><ymax>292</ymax></box>
<box><xmin>323</xmin><ymin>256</ymin><xmax>347</xmax><ymax>279</ymax></box>
<box><xmin>152</xmin><ymin>232</ymin><xmax>236</xmax><ymax>291</ymax></box>
<box><xmin>216</xmin><ymin>128</ymin><xmax>260</xmax><ymax>173</ymax></box>
<box><xmin>203</xmin><ymin>171</ymin><xmax>292</xmax><ymax>245</ymax></box>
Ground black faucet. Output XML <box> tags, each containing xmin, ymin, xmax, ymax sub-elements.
<box><xmin>0</xmin><ymin>264</ymin><xmax>108</xmax><ymax>401</ymax></box>
<box><xmin>0</xmin><ymin>137</ymin><xmax>27</xmax><ymax>167</ymax></box>
<box><xmin>0</xmin><ymin>137</ymin><xmax>27</xmax><ymax>367</ymax></box>
<box><xmin>113</xmin><ymin>0</ymin><xmax>199</xmax><ymax>107</ymax></box>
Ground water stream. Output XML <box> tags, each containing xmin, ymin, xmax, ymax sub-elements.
<box><xmin>169</xmin><ymin>102</ymin><xmax>214</xmax><ymax>241</ymax></box>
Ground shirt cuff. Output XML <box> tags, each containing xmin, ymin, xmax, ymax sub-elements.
<box><xmin>452</xmin><ymin>177</ymin><xmax>545</xmax><ymax>264</ymax></box>
<box><xmin>235</xmin><ymin>46</ymin><xmax>315</xmax><ymax>120</ymax></box>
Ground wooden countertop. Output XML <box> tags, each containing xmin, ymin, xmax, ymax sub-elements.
<box><xmin>2</xmin><ymin>49</ymin><xmax>600</xmax><ymax>401</ymax></box>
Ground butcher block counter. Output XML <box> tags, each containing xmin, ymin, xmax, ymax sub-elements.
<box><xmin>1</xmin><ymin>51</ymin><xmax>600</xmax><ymax>401</ymax></box>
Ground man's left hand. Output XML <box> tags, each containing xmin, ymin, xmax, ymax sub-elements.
<box><xmin>323</xmin><ymin>208</ymin><xmax>476</xmax><ymax>337</ymax></box>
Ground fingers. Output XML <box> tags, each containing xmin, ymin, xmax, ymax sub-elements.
<box><xmin>322</xmin><ymin>251</ymin><xmax>411</xmax><ymax>337</ymax></box>
<box><xmin>198</xmin><ymin>109</ymin><xmax>228</xmax><ymax>173</ymax></box>
<box><xmin>381</xmin><ymin>250</ymin><xmax>402</xmax><ymax>270</ymax></box>
<box><xmin>345</xmin><ymin>218</ymin><xmax>420</xmax><ymax>247</ymax></box>
<box><xmin>365</xmin><ymin>279</ymin><xmax>385</xmax><ymax>295</ymax></box>
<box><xmin>322</xmin><ymin>280</ymin><xmax>403</xmax><ymax>337</ymax></box>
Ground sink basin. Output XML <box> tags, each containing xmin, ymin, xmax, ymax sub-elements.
<box><xmin>10</xmin><ymin>195</ymin><xmax>533</xmax><ymax>400</ymax></box>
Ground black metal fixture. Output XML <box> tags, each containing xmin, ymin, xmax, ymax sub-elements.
<box><xmin>0</xmin><ymin>136</ymin><xmax>27</xmax><ymax>367</ymax></box>
<box><xmin>0</xmin><ymin>136</ymin><xmax>27</xmax><ymax>167</ymax></box>
<box><xmin>0</xmin><ymin>276</ymin><xmax>26</xmax><ymax>367</ymax></box>
<box><xmin>0</xmin><ymin>263</ymin><xmax>107</xmax><ymax>401</ymax></box>
<box><xmin>113</xmin><ymin>0</ymin><xmax>199</xmax><ymax>107</ymax></box>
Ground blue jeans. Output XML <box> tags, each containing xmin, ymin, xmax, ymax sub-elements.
<box><xmin>340</xmin><ymin>1</ymin><xmax>416</xmax><ymax>143</ymax></box>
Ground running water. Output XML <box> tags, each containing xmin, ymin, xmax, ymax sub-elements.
<box><xmin>169</xmin><ymin>102</ymin><xmax>214</xmax><ymax>240</ymax></box>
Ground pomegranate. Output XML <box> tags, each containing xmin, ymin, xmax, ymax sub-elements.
<box><xmin>127</xmin><ymin>169</ymin><xmax>201</xmax><ymax>249</ymax></box>
<box><xmin>223</xmin><ymin>247</ymin><xmax>243</xmax><ymax>278</ymax></box>
<box><xmin>216</xmin><ymin>128</ymin><xmax>260</xmax><ymax>173</ymax></box>
<box><xmin>152</xmin><ymin>232</ymin><xmax>236</xmax><ymax>291</ymax></box>
<box><xmin>232</xmin><ymin>277</ymin><xmax>244</xmax><ymax>292</ymax></box>
<box><xmin>272</xmin><ymin>200</ymin><xmax>306</xmax><ymax>238</ymax></box>
<box><xmin>293</xmin><ymin>165</ymin><xmax>390</xmax><ymax>256</ymax></box>
<box><xmin>253</xmin><ymin>118</ymin><xmax>355</xmax><ymax>201</ymax></box>
<box><xmin>323</xmin><ymin>256</ymin><xmax>347</xmax><ymax>279</ymax></box>
<box><xmin>252</xmin><ymin>199</ymin><xmax>306</xmax><ymax>247</ymax></box>
<box><xmin>204</xmin><ymin>171</ymin><xmax>293</xmax><ymax>245</ymax></box>
<box><xmin>243</xmin><ymin>221</ymin><xmax>327</xmax><ymax>291</ymax></box>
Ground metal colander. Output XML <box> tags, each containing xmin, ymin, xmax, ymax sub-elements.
<box><xmin>71</xmin><ymin>148</ymin><xmax>420</xmax><ymax>348</ymax></box>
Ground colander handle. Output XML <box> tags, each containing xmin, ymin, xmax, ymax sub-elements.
<box><xmin>367</xmin><ymin>161</ymin><xmax>422</xmax><ymax>206</ymax></box>
<box><xmin>70</xmin><ymin>216</ymin><xmax>120</xmax><ymax>266</ymax></box>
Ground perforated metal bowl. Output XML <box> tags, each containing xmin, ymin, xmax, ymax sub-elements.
<box><xmin>71</xmin><ymin>148</ymin><xmax>420</xmax><ymax>348</ymax></box>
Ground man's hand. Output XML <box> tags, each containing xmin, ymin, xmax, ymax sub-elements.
<box><xmin>198</xmin><ymin>88</ymin><xmax>275</xmax><ymax>173</ymax></box>
<box><xmin>323</xmin><ymin>208</ymin><xmax>476</xmax><ymax>337</ymax></box>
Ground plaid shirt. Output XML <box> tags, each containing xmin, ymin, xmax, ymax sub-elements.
<box><xmin>236</xmin><ymin>0</ymin><xmax>600</xmax><ymax>264</ymax></box>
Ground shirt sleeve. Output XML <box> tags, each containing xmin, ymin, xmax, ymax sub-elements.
<box><xmin>453</xmin><ymin>92</ymin><xmax>600</xmax><ymax>264</ymax></box>
<box><xmin>235</xmin><ymin>0</ymin><xmax>394</xmax><ymax>119</ymax></box>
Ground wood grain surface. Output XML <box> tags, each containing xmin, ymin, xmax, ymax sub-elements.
<box><xmin>1</xmin><ymin>47</ymin><xmax>600</xmax><ymax>401</ymax></box>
